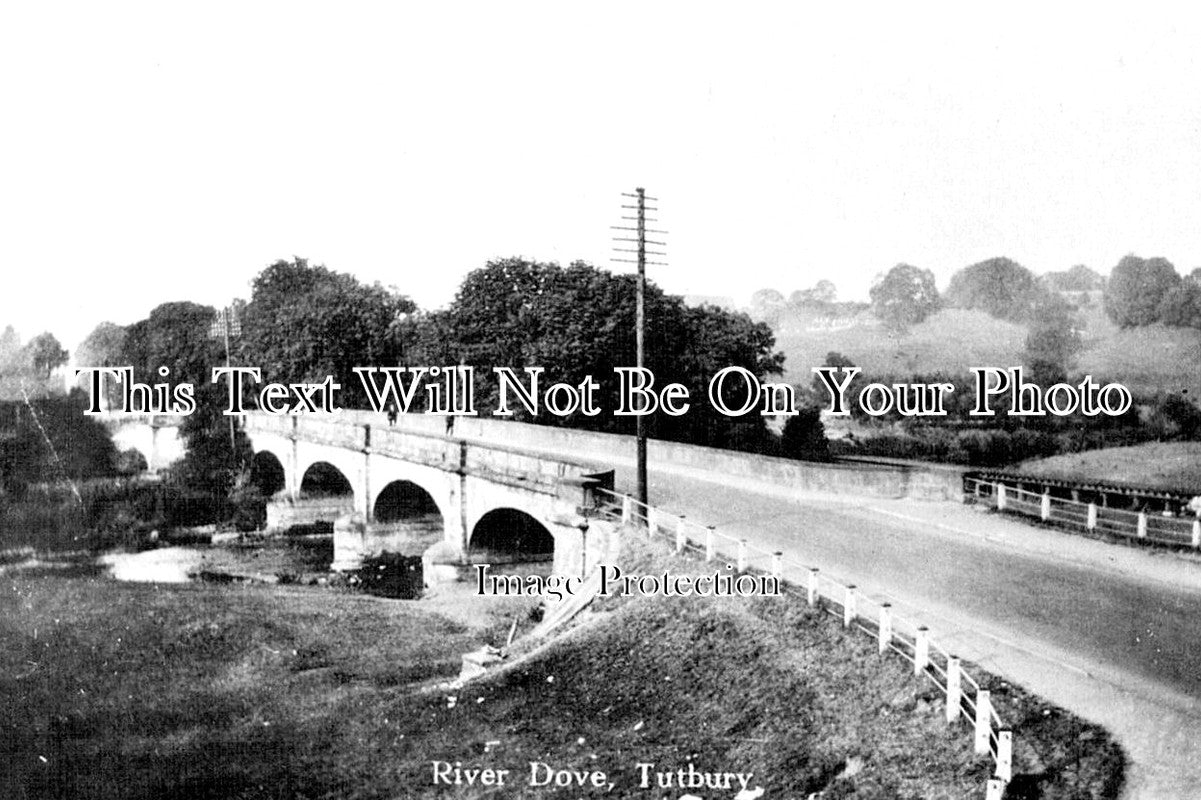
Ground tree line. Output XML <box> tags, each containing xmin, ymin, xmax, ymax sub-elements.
<box><xmin>67</xmin><ymin>257</ymin><xmax>788</xmax><ymax>495</ymax></box>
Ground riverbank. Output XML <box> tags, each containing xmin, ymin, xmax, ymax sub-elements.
<box><xmin>1</xmin><ymin>534</ymin><xmax>1124</xmax><ymax>799</ymax></box>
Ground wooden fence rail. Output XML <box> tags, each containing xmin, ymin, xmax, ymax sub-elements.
<box><xmin>967</xmin><ymin>477</ymin><xmax>1201</xmax><ymax>548</ymax></box>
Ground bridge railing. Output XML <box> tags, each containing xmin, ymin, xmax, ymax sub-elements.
<box><xmin>596</xmin><ymin>487</ymin><xmax>1014</xmax><ymax>800</ymax></box>
<box><xmin>966</xmin><ymin>477</ymin><xmax>1201</xmax><ymax>549</ymax></box>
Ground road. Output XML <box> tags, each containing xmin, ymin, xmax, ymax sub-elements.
<box><xmin>606</xmin><ymin>459</ymin><xmax>1201</xmax><ymax>800</ymax></box>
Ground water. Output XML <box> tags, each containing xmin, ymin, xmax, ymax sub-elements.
<box><xmin>97</xmin><ymin>547</ymin><xmax>205</xmax><ymax>583</ymax></box>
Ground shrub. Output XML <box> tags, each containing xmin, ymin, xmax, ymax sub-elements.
<box><xmin>780</xmin><ymin>407</ymin><xmax>831</xmax><ymax>462</ymax></box>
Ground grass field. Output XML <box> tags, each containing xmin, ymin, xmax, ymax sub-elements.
<box><xmin>0</xmin><ymin>536</ymin><xmax>1124</xmax><ymax>799</ymax></box>
<box><xmin>777</xmin><ymin>308</ymin><xmax>1027</xmax><ymax>383</ymax></box>
<box><xmin>1017</xmin><ymin>441</ymin><xmax>1201</xmax><ymax>493</ymax></box>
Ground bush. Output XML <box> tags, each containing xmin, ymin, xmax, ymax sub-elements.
<box><xmin>1150</xmin><ymin>395</ymin><xmax>1201</xmax><ymax>441</ymax></box>
<box><xmin>227</xmin><ymin>468</ymin><xmax>267</xmax><ymax>531</ymax></box>
<box><xmin>780</xmin><ymin>407</ymin><xmax>831</xmax><ymax>462</ymax></box>
<box><xmin>352</xmin><ymin>553</ymin><xmax>423</xmax><ymax>599</ymax></box>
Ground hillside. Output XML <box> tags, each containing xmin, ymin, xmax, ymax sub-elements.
<box><xmin>776</xmin><ymin>308</ymin><xmax>1026</xmax><ymax>383</ymax></box>
<box><xmin>1017</xmin><ymin>442</ymin><xmax>1201</xmax><ymax>494</ymax></box>
<box><xmin>773</xmin><ymin>304</ymin><xmax>1201</xmax><ymax>400</ymax></box>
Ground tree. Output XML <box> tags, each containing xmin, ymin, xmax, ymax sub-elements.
<box><xmin>750</xmin><ymin>288</ymin><xmax>787</xmax><ymax>326</ymax></box>
<box><xmin>812</xmin><ymin>351</ymin><xmax>857</xmax><ymax>398</ymax></box>
<box><xmin>116</xmin><ymin>301</ymin><xmax>256</xmax><ymax>495</ymax></box>
<box><xmin>1023</xmin><ymin>296</ymin><xmax>1083</xmax><ymax>378</ymax></box>
<box><xmin>120</xmin><ymin>302</ymin><xmax>219</xmax><ymax>386</ymax></box>
<box><xmin>791</xmin><ymin>280</ymin><xmax>837</xmax><ymax>306</ymax></box>
<box><xmin>869</xmin><ymin>264</ymin><xmax>940</xmax><ymax>331</ymax></box>
<box><xmin>1153</xmin><ymin>395</ymin><xmax>1201</xmax><ymax>441</ymax></box>
<box><xmin>1043</xmin><ymin>264</ymin><xmax>1105</xmax><ymax>292</ymax></box>
<box><xmin>1156</xmin><ymin>281</ymin><xmax>1201</xmax><ymax>329</ymax></box>
<box><xmin>414</xmin><ymin>258</ymin><xmax>784</xmax><ymax>451</ymax></box>
<box><xmin>0</xmin><ymin>391</ymin><xmax>117</xmax><ymax>494</ymax></box>
<box><xmin>76</xmin><ymin>322</ymin><xmax>127</xmax><ymax>369</ymax></box>
<box><xmin>0</xmin><ymin>326</ymin><xmax>20</xmax><ymax>369</ymax></box>
<box><xmin>944</xmin><ymin>257</ymin><xmax>1044</xmax><ymax>322</ymax></box>
<box><xmin>780</xmin><ymin>405</ymin><xmax>830</xmax><ymax>461</ymax></box>
<box><xmin>675</xmin><ymin>302</ymin><xmax>784</xmax><ymax>449</ymax></box>
<box><xmin>75</xmin><ymin>322</ymin><xmax>128</xmax><ymax>408</ymax></box>
<box><xmin>25</xmin><ymin>332</ymin><xmax>68</xmax><ymax>378</ymax></box>
<box><xmin>1103</xmin><ymin>254</ymin><xmax>1181</xmax><ymax>327</ymax></box>
<box><xmin>239</xmin><ymin>258</ymin><xmax>415</xmax><ymax>408</ymax></box>
<box><xmin>0</xmin><ymin>328</ymin><xmax>69</xmax><ymax>399</ymax></box>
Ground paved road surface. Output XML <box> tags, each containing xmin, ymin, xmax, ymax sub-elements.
<box><xmin>603</xmin><ymin>458</ymin><xmax>1201</xmax><ymax>800</ymax></box>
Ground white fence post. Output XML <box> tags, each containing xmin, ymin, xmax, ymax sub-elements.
<box><xmin>843</xmin><ymin>585</ymin><xmax>857</xmax><ymax>628</ymax></box>
<box><xmin>807</xmin><ymin>568</ymin><xmax>820</xmax><ymax>606</ymax></box>
<box><xmin>986</xmin><ymin>779</ymin><xmax>1005</xmax><ymax>800</ymax></box>
<box><xmin>1087</xmin><ymin>503</ymin><xmax>1097</xmax><ymax>530</ymax></box>
<box><xmin>878</xmin><ymin>603</ymin><xmax>892</xmax><ymax>654</ymax></box>
<box><xmin>705</xmin><ymin>526</ymin><xmax>716</xmax><ymax>562</ymax></box>
<box><xmin>996</xmin><ymin>731</ymin><xmax>1012</xmax><ymax>781</ymax></box>
<box><xmin>996</xmin><ymin>484</ymin><xmax>1007</xmax><ymax>511</ymax></box>
<box><xmin>914</xmin><ymin>627</ymin><xmax>929</xmax><ymax>675</ymax></box>
<box><xmin>1137</xmin><ymin>512</ymin><xmax>1147</xmax><ymax>539</ymax></box>
<box><xmin>1040</xmin><ymin>492</ymin><xmax>1051</xmax><ymax>521</ymax></box>
<box><xmin>621</xmin><ymin>496</ymin><xmax>632</xmax><ymax>525</ymax></box>
<box><xmin>946</xmin><ymin>657</ymin><xmax>962</xmax><ymax>724</ymax></box>
<box><xmin>674</xmin><ymin>519</ymin><xmax>686</xmax><ymax>554</ymax></box>
<box><xmin>737</xmin><ymin>539</ymin><xmax>748</xmax><ymax>573</ymax></box>
<box><xmin>1193</xmin><ymin>520</ymin><xmax>1200</xmax><ymax>549</ymax></box>
<box><xmin>974</xmin><ymin>690</ymin><xmax>991</xmax><ymax>754</ymax></box>
<box><xmin>771</xmin><ymin>551</ymin><xmax>783</xmax><ymax>579</ymax></box>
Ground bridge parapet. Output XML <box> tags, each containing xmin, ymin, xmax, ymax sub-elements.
<box><xmin>243</xmin><ymin>412</ymin><xmax>608</xmax><ymax>498</ymax></box>
<box><xmin>93</xmin><ymin>410</ymin><xmax>185</xmax><ymax>428</ymax></box>
<box><xmin>295</xmin><ymin>417</ymin><xmax>365</xmax><ymax>450</ymax></box>
<box><xmin>373</xmin><ymin>425</ymin><xmax>460</xmax><ymax>469</ymax></box>
<box><xmin>243</xmin><ymin>413</ymin><xmax>293</xmax><ymax>438</ymax></box>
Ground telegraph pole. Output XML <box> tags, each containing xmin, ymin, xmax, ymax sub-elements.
<box><xmin>613</xmin><ymin>188</ymin><xmax>666</xmax><ymax>515</ymax></box>
<box><xmin>209</xmin><ymin>305</ymin><xmax>242</xmax><ymax>454</ymax></box>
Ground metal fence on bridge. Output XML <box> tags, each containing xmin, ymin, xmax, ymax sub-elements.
<box><xmin>597</xmin><ymin>488</ymin><xmax>1013</xmax><ymax>800</ymax></box>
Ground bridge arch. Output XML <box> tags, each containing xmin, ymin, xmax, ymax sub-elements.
<box><xmin>373</xmin><ymin>479</ymin><xmax>441</xmax><ymax>524</ymax></box>
<box><xmin>468</xmin><ymin>508</ymin><xmax>555</xmax><ymax>562</ymax></box>
<box><xmin>250</xmin><ymin>450</ymin><xmax>286</xmax><ymax>497</ymax></box>
<box><xmin>300</xmin><ymin>461</ymin><xmax>354</xmax><ymax>498</ymax></box>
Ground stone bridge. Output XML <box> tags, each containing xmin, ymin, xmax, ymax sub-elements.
<box><xmin>98</xmin><ymin>408</ymin><xmax>963</xmax><ymax>583</ymax></box>
<box><xmin>241</xmin><ymin>413</ymin><xmax>616</xmax><ymax>581</ymax></box>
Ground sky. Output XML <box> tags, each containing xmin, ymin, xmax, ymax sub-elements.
<box><xmin>2</xmin><ymin>2</ymin><xmax>1199</xmax><ymax>353</ymax></box>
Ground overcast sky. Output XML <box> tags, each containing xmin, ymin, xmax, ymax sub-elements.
<box><xmin>2</xmin><ymin>3</ymin><xmax>1199</xmax><ymax>351</ymax></box>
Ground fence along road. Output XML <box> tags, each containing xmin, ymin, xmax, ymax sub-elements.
<box><xmin>600</xmin><ymin>488</ymin><xmax>1015</xmax><ymax>798</ymax></box>
<box><xmin>617</xmin><ymin>461</ymin><xmax>1201</xmax><ymax>800</ymax></box>
<box><xmin>967</xmin><ymin>477</ymin><xmax>1201</xmax><ymax>548</ymax></box>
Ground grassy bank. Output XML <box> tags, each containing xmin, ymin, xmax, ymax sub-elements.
<box><xmin>1</xmin><ymin>536</ymin><xmax>1124</xmax><ymax>799</ymax></box>
<box><xmin>1017</xmin><ymin>441</ymin><xmax>1201</xmax><ymax>494</ymax></box>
